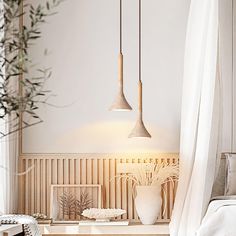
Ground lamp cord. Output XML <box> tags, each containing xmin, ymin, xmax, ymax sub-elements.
<box><xmin>232</xmin><ymin>0</ymin><xmax>234</xmax><ymax>152</ymax></box>
<box><xmin>139</xmin><ymin>0</ymin><xmax>141</xmax><ymax>82</ymax></box>
<box><xmin>120</xmin><ymin>0</ymin><xmax>122</xmax><ymax>53</ymax></box>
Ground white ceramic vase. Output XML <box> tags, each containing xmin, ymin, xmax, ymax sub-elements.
<box><xmin>134</xmin><ymin>185</ymin><xmax>162</xmax><ymax>225</ymax></box>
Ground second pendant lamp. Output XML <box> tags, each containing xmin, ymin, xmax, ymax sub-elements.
<box><xmin>129</xmin><ymin>0</ymin><xmax>151</xmax><ymax>138</ymax></box>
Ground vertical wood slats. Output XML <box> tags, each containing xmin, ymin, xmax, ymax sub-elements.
<box><xmin>18</xmin><ymin>153</ymin><xmax>178</xmax><ymax>222</ymax></box>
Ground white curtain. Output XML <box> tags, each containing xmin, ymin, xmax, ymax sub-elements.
<box><xmin>0</xmin><ymin>122</ymin><xmax>18</xmax><ymax>214</ymax></box>
<box><xmin>169</xmin><ymin>0</ymin><xmax>221</xmax><ymax>235</ymax></box>
<box><xmin>0</xmin><ymin>0</ymin><xmax>19</xmax><ymax>214</ymax></box>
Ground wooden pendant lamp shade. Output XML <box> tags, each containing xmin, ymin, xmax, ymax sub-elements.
<box><xmin>129</xmin><ymin>0</ymin><xmax>151</xmax><ymax>138</ymax></box>
<box><xmin>109</xmin><ymin>0</ymin><xmax>132</xmax><ymax>111</ymax></box>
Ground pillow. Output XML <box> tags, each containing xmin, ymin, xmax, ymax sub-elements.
<box><xmin>211</xmin><ymin>157</ymin><xmax>226</xmax><ymax>197</ymax></box>
<box><xmin>225</xmin><ymin>154</ymin><xmax>236</xmax><ymax>195</ymax></box>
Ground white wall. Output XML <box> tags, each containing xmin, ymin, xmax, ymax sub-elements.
<box><xmin>22</xmin><ymin>0</ymin><xmax>190</xmax><ymax>153</ymax></box>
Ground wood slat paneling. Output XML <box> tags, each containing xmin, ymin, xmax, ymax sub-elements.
<box><xmin>18</xmin><ymin>153</ymin><xmax>178</xmax><ymax>222</ymax></box>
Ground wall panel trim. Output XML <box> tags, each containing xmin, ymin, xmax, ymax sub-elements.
<box><xmin>18</xmin><ymin>153</ymin><xmax>178</xmax><ymax>222</ymax></box>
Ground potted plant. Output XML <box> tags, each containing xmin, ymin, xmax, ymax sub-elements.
<box><xmin>116</xmin><ymin>162</ymin><xmax>178</xmax><ymax>225</ymax></box>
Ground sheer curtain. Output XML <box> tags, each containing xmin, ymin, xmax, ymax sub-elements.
<box><xmin>0</xmin><ymin>0</ymin><xmax>19</xmax><ymax>214</ymax></box>
<box><xmin>169</xmin><ymin>0</ymin><xmax>221</xmax><ymax>235</ymax></box>
<box><xmin>0</xmin><ymin>123</ymin><xmax>18</xmax><ymax>214</ymax></box>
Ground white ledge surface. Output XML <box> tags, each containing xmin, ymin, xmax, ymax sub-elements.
<box><xmin>39</xmin><ymin>223</ymin><xmax>169</xmax><ymax>235</ymax></box>
<box><xmin>0</xmin><ymin>224</ymin><xmax>23</xmax><ymax>236</ymax></box>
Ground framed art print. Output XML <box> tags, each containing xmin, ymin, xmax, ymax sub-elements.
<box><xmin>50</xmin><ymin>184</ymin><xmax>102</xmax><ymax>223</ymax></box>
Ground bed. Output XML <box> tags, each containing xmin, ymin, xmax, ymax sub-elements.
<box><xmin>197</xmin><ymin>196</ymin><xmax>236</xmax><ymax>236</ymax></box>
<box><xmin>0</xmin><ymin>215</ymin><xmax>41</xmax><ymax>236</ymax></box>
<box><xmin>197</xmin><ymin>154</ymin><xmax>236</xmax><ymax>236</ymax></box>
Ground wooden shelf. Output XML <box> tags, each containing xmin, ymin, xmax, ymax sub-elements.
<box><xmin>39</xmin><ymin>223</ymin><xmax>169</xmax><ymax>236</ymax></box>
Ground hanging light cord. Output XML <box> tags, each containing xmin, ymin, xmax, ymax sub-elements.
<box><xmin>138</xmin><ymin>0</ymin><xmax>143</xmax><ymax>113</ymax></box>
<box><xmin>232</xmin><ymin>0</ymin><xmax>234</xmax><ymax>152</ymax></box>
<box><xmin>120</xmin><ymin>0</ymin><xmax>122</xmax><ymax>53</ymax></box>
<box><xmin>139</xmin><ymin>0</ymin><xmax>141</xmax><ymax>82</ymax></box>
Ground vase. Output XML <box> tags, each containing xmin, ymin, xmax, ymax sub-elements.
<box><xmin>134</xmin><ymin>185</ymin><xmax>162</xmax><ymax>225</ymax></box>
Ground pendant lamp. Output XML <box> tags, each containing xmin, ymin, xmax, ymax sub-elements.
<box><xmin>129</xmin><ymin>0</ymin><xmax>151</xmax><ymax>138</ymax></box>
<box><xmin>109</xmin><ymin>0</ymin><xmax>132</xmax><ymax>111</ymax></box>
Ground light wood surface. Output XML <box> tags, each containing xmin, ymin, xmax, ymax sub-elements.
<box><xmin>139</xmin><ymin>80</ymin><xmax>142</xmax><ymax>113</ymax></box>
<box><xmin>18</xmin><ymin>153</ymin><xmax>178</xmax><ymax>223</ymax></box>
<box><xmin>118</xmin><ymin>53</ymin><xmax>123</xmax><ymax>86</ymax></box>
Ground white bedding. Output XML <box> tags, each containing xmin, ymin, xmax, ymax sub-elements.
<box><xmin>197</xmin><ymin>196</ymin><xmax>236</xmax><ymax>236</ymax></box>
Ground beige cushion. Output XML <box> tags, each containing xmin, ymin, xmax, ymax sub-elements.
<box><xmin>211</xmin><ymin>158</ymin><xmax>226</xmax><ymax>197</ymax></box>
<box><xmin>225</xmin><ymin>154</ymin><xmax>236</xmax><ymax>195</ymax></box>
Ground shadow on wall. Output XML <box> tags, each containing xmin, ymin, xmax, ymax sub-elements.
<box><xmin>57</xmin><ymin>120</ymin><xmax>179</xmax><ymax>153</ymax></box>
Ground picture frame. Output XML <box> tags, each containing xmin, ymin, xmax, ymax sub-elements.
<box><xmin>50</xmin><ymin>184</ymin><xmax>102</xmax><ymax>223</ymax></box>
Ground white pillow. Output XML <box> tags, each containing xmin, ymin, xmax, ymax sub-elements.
<box><xmin>225</xmin><ymin>154</ymin><xmax>236</xmax><ymax>195</ymax></box>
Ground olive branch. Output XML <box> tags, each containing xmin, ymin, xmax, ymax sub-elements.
<box><xmin>0</xmin><ymin>0</ymin><xmax>63</xmax><ymax>138</ymax></box>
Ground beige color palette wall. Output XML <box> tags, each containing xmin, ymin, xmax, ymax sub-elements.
<box><xmin>23</xmin><ymin>0</ymin><xmax>190</xmax><ymax>153</ymax></box>
<box><xmin>22</xmin><ymin>0</ymin><xmax>235</xmax><ymax>153</ymax></box>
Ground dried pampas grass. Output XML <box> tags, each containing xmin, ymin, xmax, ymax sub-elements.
<box><xmin>115</xmin><ymin>162</ymin><xmax>179</xmax><ymax>187</ymax></box>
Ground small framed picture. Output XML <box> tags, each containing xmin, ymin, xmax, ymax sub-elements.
<box><xmin>50</xmin><ymin>184</ymin><xmax>102</xmax><ymax>223</ymax></box>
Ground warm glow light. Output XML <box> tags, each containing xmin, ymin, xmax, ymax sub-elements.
<box><xmin>111</xmin><ymin>109</ymin><xmax>131</xmax><ymax>112</ymax></box>
<box><xmin>56</xmin><ymin>120</ymin><xmax>173</xmax><ymax>153</ymax></box>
